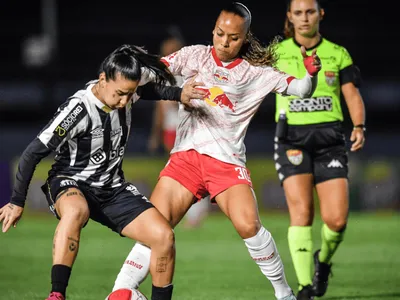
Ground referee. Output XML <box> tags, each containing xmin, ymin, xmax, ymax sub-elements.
<box><xmin>273</xmin><ymin>1</ymin><xmax>366</xmax><ymax>299</ymax></box>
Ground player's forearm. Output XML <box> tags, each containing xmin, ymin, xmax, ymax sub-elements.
<box><xmin>286</xmin><ymin>73</ymin><xmax>317</xmax><ymax>98</ymax></box>
<box><xmin>11</xmin><ymin>138</ymin><xmax>52</xmax><ymax>207</ymax></box>
<box><xmin>139</xmin><ymin>82</ymin><xmax>182</xmax><ymax>102</ymax></box>
<box><xmin>346</xmin><ymin>93</ymin><xmax>366</xmax><ymax>126</ymax></box>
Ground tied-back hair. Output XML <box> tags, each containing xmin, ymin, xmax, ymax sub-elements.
<box><xmin>99</xmin><ymin>44</ymin><xmax>176</xmax><ymax>86</ymax></box>
<box><xmin>222</xmin><ymin>2</ymin><xmax>279</xmax><ymax>67</ymax></box>
<box><xmin>284</xmin><ymin>0</ymin><xmax>322</xmax><ymax>38</ymax></box>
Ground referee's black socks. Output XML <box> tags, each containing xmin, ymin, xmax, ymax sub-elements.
<box><xmin>151</xmin><ymin>284</ymin><xmax>173</xmax><ymax>300</ymax></box>
<box><xmin>51</xmin><ymin>264</ymin><xmax>72</xmax><ymax>297</ymax></box>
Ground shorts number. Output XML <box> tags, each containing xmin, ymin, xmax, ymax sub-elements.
<box><xmin>235</xmin><ymin>167</ymin><xmax>251</xmax><ymax>182</ymax></box>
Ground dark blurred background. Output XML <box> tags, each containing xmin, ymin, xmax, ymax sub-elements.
<box><xmin>0</xmin><ymin>0</ymin><xmax>399</xmax><ymax>211</ymax></box>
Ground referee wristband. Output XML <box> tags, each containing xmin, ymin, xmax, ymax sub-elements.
<box><xmin>353</xmin><ymin>124</ymin><xmax>366</xmax><ymax>132</ymax></box>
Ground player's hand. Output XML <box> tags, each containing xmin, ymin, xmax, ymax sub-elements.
<box><xmin>180</xmin><ymin>77</ymin><xmax>207</xmax><ymax>108</ymax></box>
<box><xmin>0</xmin><ymin>203</ymin><xmax>24</xmax><ymax>232</ymax></box>
<box><xmin>301</xmin><ymin>46</ymin><xmax>321</xmax><ymax>76</ymax></box>
<box><xmin>350</xmin><ymin>127</ymin><xmax>365</xmax><ymax>152</ymax></box>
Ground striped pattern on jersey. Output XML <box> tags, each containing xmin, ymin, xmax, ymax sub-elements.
<box><xmin>38</xmin><ymin>80</ymin><xmax>133</xmax><ymax>188</ymax></box>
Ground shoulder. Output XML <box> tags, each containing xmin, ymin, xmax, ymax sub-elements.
<box><xmin>181</xmin><ymin>44</ymin><xmax>211</xmax><ymax>55</ymax></box>
<box><xmin>57</xmin><ymin>83</ymin><xmax>93</xmax><ymax>114</ymax></box>
<box><xmin>320</xmin><ymin>38</ymin><xmax>350</xmax><ymax>56</ymax></box>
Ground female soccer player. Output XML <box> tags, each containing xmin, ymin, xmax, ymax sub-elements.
<box><xmin>273</xmin><ymin>0</ymin><xmax>366</xmax><ymax>299</ymax></box>
<box><xmin>0</xmin><ymin>44</ymin><xmax>206</xmax><ymax>300</ymax></box>
<box><xmin>110</xmin><ymin>2</ymin><xmax>322</xmax><ymax>299</ymax></box>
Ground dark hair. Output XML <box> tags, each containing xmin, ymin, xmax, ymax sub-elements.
<box><xmin>284</xmin><ymin>0</ymin><xmax>322</xmax><ymax>38</ymax></box>
<box><xmin>99</xmin><ymin>44</ymin><xmax>176</xmax><ymax>86</ymax></box>
<box><xmin>220</xmin><ymin>2</ymin><xmax>279</xmax><ymax>67</ymax></box>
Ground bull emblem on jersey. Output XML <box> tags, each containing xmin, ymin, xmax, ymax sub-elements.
<box><xmin>213</xmin><ymin>68</ymin><xmax>229</xmax><ymax>83</ymax></box>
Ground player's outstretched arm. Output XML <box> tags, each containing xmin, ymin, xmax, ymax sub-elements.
<box><xmin>0</xmin><ymin>138</ymin><xmax>52</xmax><ymax>232</ymax></box>
<box><xmin>286</xmin><ymin>46</ymin><xmax>322</xmax><ymax>98</ymax></box>
<box><xmin>139</xmin><ymin>79</ymin><xmax>206</xmax><ymax>107</ymax></box>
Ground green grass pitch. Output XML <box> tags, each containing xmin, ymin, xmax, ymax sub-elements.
<box><xmin>0</xmin><ymin>211</ymin><xmax>399</xmax><ymax>300</ymax></box>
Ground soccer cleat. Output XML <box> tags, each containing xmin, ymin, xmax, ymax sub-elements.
<box><xmin>107</xmin><ymin>288</ymin><xmax>132</xmax><ymax>300</ymax></box>
<box><xmin>46</xmin><ymin>292</ymin><xmax>65</xmax><ymax>300</ymax></box>
<box><xmin>312</xmin><ymin>249</ymin><xmax>332</xmax><ymax>297</ymax></box>
<box><xmin>278</xmin><ymin>291</ymin><xmax>297</xmax><ymax>300</ymax></box>
<box><xmin>296</xmin><ymin>285</ymin><xmax>314</xmax><ymax>300</ymax></box>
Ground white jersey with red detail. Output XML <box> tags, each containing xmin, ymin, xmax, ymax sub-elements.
<box><xmin>161</xmin><ymin>44</ymin><xmax>294</xmax><ymax>167</ymax></box>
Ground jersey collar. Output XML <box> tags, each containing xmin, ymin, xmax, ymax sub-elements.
<box><xmin>293</xmin><ymin>36</ymin><xmax>324</xmax><ymax>51</ymax></box>
<box><xmin>211</xmin><ymin>47</ymin><xmax>243</xmax><ymax>69</ymax></box>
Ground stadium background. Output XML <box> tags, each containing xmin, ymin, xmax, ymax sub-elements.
<box><xmin>0</xmin><ymin>1</ymin><xmax>399</xmax><ymax>299</ymax></box>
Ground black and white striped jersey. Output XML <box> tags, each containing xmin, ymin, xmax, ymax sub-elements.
<box><xmin>11</xmin><ymin>80</ymin><xmax>182</xmax><ymax>207</ymax></box>
<box><xmin>40</xmin><ymin>80</ymin><xmax>134</xmax><ymax>188</ymax></box>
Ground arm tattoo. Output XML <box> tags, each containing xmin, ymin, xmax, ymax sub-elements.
<box><xmin>8</xmin><ymin>204</ymin><xmax>15</xmax><ymax>210</ymax></box>
<box><xmin>156</xmin><ymin>257</ymin><xmax>168</xmax><ymax>272</ymax></box>
<box><xmin>56</xmin><ymin>189</ymin><xmax>69</xmax><ymax>201</ymax></box>
<box><xmin>68</xmin><ymin>237</ymin><xmax>79</xmax><ymax>252</ymax></box>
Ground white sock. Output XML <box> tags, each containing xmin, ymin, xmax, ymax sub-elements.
<box><xmin>244</xmin><ymin>226</ymin><xmax>292</xmax><ymax>299</ymax></box>
<box><xmin>112</xmin><ymin>242</ymin><xmax>151</xmax><ymax>291</ymax></box>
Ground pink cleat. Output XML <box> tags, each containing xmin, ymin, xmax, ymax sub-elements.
<box><xmin>46</xmin><ymin>292</ymin><xmax>65</xmax><ymax>300</ymax></box>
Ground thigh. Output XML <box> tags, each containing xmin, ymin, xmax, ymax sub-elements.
<box><xmin>150</xmin><ymin>176</ymin><xmax>195</xmax><ymax>228</ymax></box>
<box><xmin>120</xmin><ymin>207</ymin><xmax>173</xmax><ymax>246</ymax></box>
<box><xmin>274</xmin><ymin>141</ymin><xmax>313</xmax><ymax>184</ymax></box>
<box><xmin>41</xmin><ymin>176</ymin><xmax>88</xmax><ymax>218</ymax></box>
<box><xmin>215</xmin><ymin>184</ymin><xmax>261</xmax><ymax>238</ymax></box>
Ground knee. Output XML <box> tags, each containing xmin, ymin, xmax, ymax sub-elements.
<box><xmin>325</xmin><ymin>216</ymin><xmax>347</xmax><ymax>232</ymax></box>
<box><xmin>235</xmin><ymin>220</ymin><xmax>261</xmax><ymax>239</ymax></box>
<box><xmin>151</xmin><ymin>225</ymin><xmax>175</xmax><ymax>251</ymax></box>
<box><xmin>60</xmin><ymin>204</ymin><xmax>90</xmax><ymax>227</ymax></box>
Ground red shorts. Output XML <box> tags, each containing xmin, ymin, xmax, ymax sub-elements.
<box><xmin>159</xmin><ymin>149</ymin><xmax>252</xmax><ymax>201</ymax></box>
<box><xmin>163</xmin><ymin>130</ymin><xmax>176</xmax><ymax>151</ymax></box>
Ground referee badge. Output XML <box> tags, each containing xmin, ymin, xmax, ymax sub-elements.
<box><xmin>325</xmin><ymin>71</ymin><xmax>336</xmax><ymax>86</ymax></box>
<box><xmin>286</xmin><ymin>149</ymin><xmax>303</xmax><ymax>165</ymax></box>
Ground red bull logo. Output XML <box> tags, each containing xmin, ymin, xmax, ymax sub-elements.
<box><xmin>199</xmin><ymin>86</ymin><xmax>236</xmax><ymax>112</ymax></box>
<box><xmin>213</xmin><ymin>72</ymin><xmax>229</xmax><ymax>83</ymax></box>
<box><xmin>213</xmin><ymin>68</ymin><xmax>229</xmax><ymax>83</ymax></box>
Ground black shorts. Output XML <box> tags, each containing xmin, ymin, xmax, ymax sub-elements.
<box><xmin>41</xmin><ymin>176</ymin><xmax>154</xmax><ymax>235</ymax></box>
<box><xmin>274</xmin><ymin>121</ymin><xmax>348</xmax><ymax>185</ymax></box>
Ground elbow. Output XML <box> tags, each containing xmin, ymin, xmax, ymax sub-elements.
<box><xmin>298</xmin><ymin>89</ymin><xmax>312</xmax><ymax>99</ymax></box>
<box><xmin>299</xmin><ymin>84</ymin><xmax>316</xmax><ymax>98</ymax></box>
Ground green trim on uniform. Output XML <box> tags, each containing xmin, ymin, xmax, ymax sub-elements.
<box><xmin>275</xmin><ymin>38</ymin><xmax>353</xmax><ymax>125</ymax></box>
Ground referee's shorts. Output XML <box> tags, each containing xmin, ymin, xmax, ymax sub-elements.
<box><xmin>274</xmin><ymin>121</ymin><xmax>348</xmax><ymax>185</ymax></box>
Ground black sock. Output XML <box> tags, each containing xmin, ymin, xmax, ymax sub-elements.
<box><xmin>51</xmin><ymin>264</ymin><xmax>72</xmax><ymax>297</ymax></box>
<box><xmin>151</xmin><ymin>284</ymin><xmax>173</xmax><ymax>300</ymax></box>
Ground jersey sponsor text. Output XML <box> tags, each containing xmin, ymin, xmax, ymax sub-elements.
<box><xmin>289</xmin><ymin>97</ymin><xmax>333</xmax><ymax>112</ymax></box>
